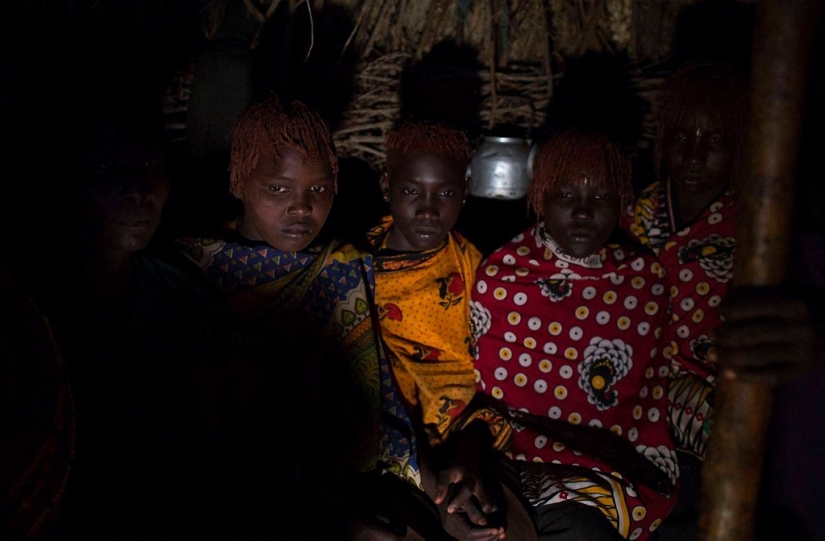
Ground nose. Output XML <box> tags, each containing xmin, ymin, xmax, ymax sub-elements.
<box><xmin>414</xmin><ymin>194</ymin><xmax>439</xmax><ymax>218</ymax></box>
<box><xmin>685</xmin><ymin>136</ymin><xmax>708</xmax><ymax>165</ymax></box>
<box><xmin>122</xmin><ymin>174</ymin><xmax>169</xmax><ymax>206</ymax></box>
<box><xmin>572</xmin><ymin>201</ymin><xmax>594</xmax><ymax>220</ymax></box>
<box><xmin>287</xmin><ymin>192</ymin><xmax>312</xmax><ymax>216</ymax></box>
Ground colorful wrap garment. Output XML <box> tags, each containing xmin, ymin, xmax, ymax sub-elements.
<box><xmin>367</xmin><ymin>216</ymin><xmax>482</xmax><ymax>444</ymax></box>
<box><xmin>624</xmin><ymin>181</ymin><xmax>736</xmax><ymax>459</ymax></box>
<box><xmin>469</xmin><ymin>224</ymin><xmax>678</xmax><ymax>541</ymax></box>
<box><xmin>176</xmin><ymin>233</ymin><xmax>420</xmax><ymax>487</ymax></box>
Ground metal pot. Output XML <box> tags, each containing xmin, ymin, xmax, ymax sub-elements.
<box><xmin>468</xmin><ymin>136</ymin><xmax>535</xmax><ymax>200</ymax></box>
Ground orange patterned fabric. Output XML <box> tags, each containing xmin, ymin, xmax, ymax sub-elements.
<box><xmin>368</xmin><ymin>216</ymin><xmax>482</xmax><ymax>443</ymax></box>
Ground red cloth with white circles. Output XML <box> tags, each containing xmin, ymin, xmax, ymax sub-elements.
<box><xmin>472</xmin><ymin>225</ymin><xmax>677</xmax><ymax>540</ymax></box>
<box><xmin>625</xmin><ymin>181</ymin><xmax>737</xmax><ymax>459</ymax></box>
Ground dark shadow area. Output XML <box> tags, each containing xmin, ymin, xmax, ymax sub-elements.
<box><xmin>455</xmin><ymin>196</ymin><xmax>535</xmax><ymax>257</ymax></box>
<box><xmin>320</xmin><ymin>156</ymin><xmax>388</xmax><ymax>249</ymax></box>
<box><xmin>539</xmin><ymin>52</ymin><xmax>655</xmax><ymax>192</ymax></box>
<box><xmin>542</xmin><ymin>51</ymin><xmax>644</xmax><ymax>154</ymax></box>
<box><xmin>540</xmin><ymin>51</ymin><xmax>649</xmax><ymax>194</ymax></box>
<box><xmin>254</xmin><ymin>2</ymin><xmax>358</xmax><ymax>133</ymax></box>
<box><xmin>399</xmin><ymin>39</ymin><xmax>484</xmax><ymax>138</ymax></box>
<box><xmin>670</xmin><ymin>0</ymin><xmax>755</xmax><ymax>78</ymax></box>
<box><xmin>174</xmin><ymin>2</ymin><xmax>359</xmax><ymax>240</ymax></box>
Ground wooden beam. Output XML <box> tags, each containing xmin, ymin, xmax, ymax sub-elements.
<box><xmin>698</xmin><ymin>1</ymin><xmax>820</xmax><ymax>539</ymax></box>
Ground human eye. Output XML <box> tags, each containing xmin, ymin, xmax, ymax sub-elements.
<box><xmin>555</xmin><ymin>191</ymin><xmax>572</xmax><ymax>199</ymax></box>
<box><xmin>708</xmin><ymin>134</ymin><xmax>724</xmax><ymax>145</ymax></box>
<box><xmin>672</xmin><ymin>131</ymin><xmax>688</xmax><ymax>141</ymax></box>
<box><xmin>402</xmin><ymin>187</ymin><xmax>418</xmax><ymax>196</ymax></box>
<box><xmin>439</xmin><ymin>189</ymin><xmax>456</xmax><ymax>197</ymax></box>
<box><xmin>267</xmin><ymin>185</ymin><xmax>285</xmax><ymax>193</ymax></box>
<box><xmin>311</xmin><ymin>185</ymin><xmax>328</xmax><ymax>193</ymax></box>
<box><xmin>594</xmin><ymin>192</ymin><xmax>612</xmax><ymax>201</ymax></box>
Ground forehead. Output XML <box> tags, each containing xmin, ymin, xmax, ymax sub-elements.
<box><xmin>258</xmin><ymin>145</ymin><xmax>333</xmax><ymax>178</ymax></box>
<box><xmin>388</xmin><ymin>151</ymin><xmax>466</xmax><ymax>184</ymax></box>
<box><xmin>552</xmin><ymin>176</ymin><xmax>619</xmax><ymax>191</ymax></box>
<box><xmin>669</xmin><ymin>107</ymin><xmax>725</xmax><ymax>133</ymax></box>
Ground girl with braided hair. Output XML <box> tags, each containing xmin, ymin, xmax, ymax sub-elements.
<box><xmin>366</xmin><ymin>120</ymin><xmax>511</xmax><ymax>540</ymax></box>
<box><xmin>367</xmin><ymin>120</ymin><xmax>481</xmax><ymax>447</ymax></box>
<box><xmin>176</xmin><ymin>96</ymin><xmax>434</xmax><ymax>539</ymax></box>
<box><xmin>622</xmin><ymin>65</ymin><xmax>748</xmax><ymax>528</ymax></box>
<box><xmin>445</xmin><ymin>129</ymin><xmax>678</xmax><ymax>540</ymax></box>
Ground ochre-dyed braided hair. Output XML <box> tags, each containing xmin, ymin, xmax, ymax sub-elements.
<box><xmin>385</xmin><ymin>120</ymin><xmax>472</xmax><ymax>172</ymax></box>
<box><xmin>654</xmin><ymin>62</ymin><xmax>748</xmax><ymax>187</ymax></box>
<box><xmin>229</xmin><ymin>95</ymin><xmax>338</xmax><ymax>194</ymax></box>
<box><xmin>529</xmin><ymin>129</ymin><xmax>632</xmax><ymax>219</ymax></box>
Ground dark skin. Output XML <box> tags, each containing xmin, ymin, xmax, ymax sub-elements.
<box><xmin>381</xmin><ymin>151</ymin><xmax>470</xmax><ymax>252</ymax></box>
<box><xmin>433</xmin><ymin>180</ymin><xmax>624</xmax><ymax>541</ymax></box>
<box><xmin>659</xmin><ymin>108</ymin><xmax>824</xmax><ymax>386</ymax></box>
<box><xmin>711</xmin><ymin>285</ymin><xmax>824</xmax><ymax>386</ymax></box>
<box><xmin>380</xmin><ymin>151</ymin><xmax>508</xmax><ymax>539</ymax></box>
<box><xmin>233</xmin><ymin>145</ymin><xmax>336</xmax><ymax>252</ymax></box>
<box><xmin>429</xmin><ymin>423</ymin><xmax>537</xmax><ymax>541</ymax></box>
<box><xmin>81</xmin><ymin>142</ymin><xmax>169</xmax><ymax>302</ymax></box>
<box><xmin>540</xmin><ymin>179</ymin><xmax>621</xmax><ymax>259</ymax></box>
<box><xmin>660</xmin><ymin>108</ymin><xmax>735</xmax><ymax>227</ymax></box>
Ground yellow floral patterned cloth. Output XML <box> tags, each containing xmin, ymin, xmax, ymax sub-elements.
<box><xmin>368</xmin><ymin>216</ymin><xmax>482</xmax><ymax>444</ymax></box>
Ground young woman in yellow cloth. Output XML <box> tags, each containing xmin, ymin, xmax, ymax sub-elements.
<box><xmin>367</xmin><ymin>120</ymin><xmax>482</xmax><ymax>447</ymax></box>
<box><xmin>368</xmin><ymin>121</ymin><xmax>515</xmax><ymax>541</ymax></box>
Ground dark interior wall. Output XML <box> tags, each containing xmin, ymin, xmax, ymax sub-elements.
<box><xmin>3</xmin><ymin>0</ymin><xmax>822</xmax><ymax>253</ymax></box>
<box><xmin>0</xmin><ymin>1</ymin><xmax>207</xmax><ymax>261</ymax></box>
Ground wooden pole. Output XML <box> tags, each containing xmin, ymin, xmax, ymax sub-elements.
<box><xmin>698</xmin><ymin>1</ymin><xmax>820</xmax><ymax>540</ymax></box>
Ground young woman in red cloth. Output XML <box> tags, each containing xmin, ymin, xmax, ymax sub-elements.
<box><xmin>442</xmin><ymin>129</ymin><xmax>678</xmax><ymax>540</ymax></box>
<box><xmin>621</xmin><ymin>66</ymin><xmax>747</xmax><ymax>539</ymax></box>
<box><xmin>624</xmin><ymin>64</ymin><xmax>747</xmax><ymax>469</ymax></box>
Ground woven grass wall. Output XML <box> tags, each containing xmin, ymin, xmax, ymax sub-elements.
<box><xmin>189</xmin><ymin>0</ymin><xmax>753</xmax><ymax>170</ymax></box>
<box><xmin>322</xmin><ymin>0</ymin><xmax>699</xmax><ymax>169</ymax></box>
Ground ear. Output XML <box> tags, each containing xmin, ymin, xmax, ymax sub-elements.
<box><xmin>230</xmin><ymin>179</ymin><xmax>243</xmax><ymax>199</ymax></box>
<box><xmin>379</xmin><ymin>171</ymin><xmax>390</xmax><ymax>199</ymax></box>
<box><xmin>463</xmin><ymin>174</ymin><xmax>471</xmax><ymax>200</ymax></box>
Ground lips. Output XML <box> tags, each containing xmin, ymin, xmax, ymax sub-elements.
<box><xmin>118</xmin><ymin>218</ymin><xmax>154</xmax><ymax>229</ymax></box>
<box><xmin>677</xmin><ymin>168</ymin><xmax>707</xmax><ymax>185</ymax></box>
<box><xmin>568</xmin><ymin>228</ymin><xmax>594</xmax><ymax>241</ymax></box>
<box><xmin>411</xmin><ymin>223</ymin><xmax>441</xmax><ymax>237</ymax></box>
<box><xmin>281</xmin><ymin>223</ymin><xmax>313</xmax><ymax>237</ymax></box>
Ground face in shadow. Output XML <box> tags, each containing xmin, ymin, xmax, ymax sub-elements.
<box><xmin>233</xmin><ymin>145</ymin><xmax>335</xmax><ymax>252</ymax></box>
<box><xmin>382</xmin><ymin>151</ymin><xmax>469</xmax><ymax>252</ymax></box>
<box><xmin>83</xmin><ymin>141</ymin><xmax>170</xmax><ymax>256</ymax></box>
<box><xmin>541</xmin><ymin>179</ymin><xmax>620</xmax><ymax>259</ymax></box>
<box><xmin>660</xmin><ymin>107</ymin><xmax>735</xmax><ymax>207</ymax></box>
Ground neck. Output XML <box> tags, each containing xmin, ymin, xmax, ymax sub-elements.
<box><xmin>538</xmin><ymin>227</ymin><xmax>603</xmax><ymax>269</ymax></box>
<box><xmin>81</xmin><ymin>248</ymin><xmax>136</xmax><ymax>302</ymax></box>
<box><xmin>671</xmin><ymin>182</ymin><xmax>728</xmax><ymax>228</ymax></box>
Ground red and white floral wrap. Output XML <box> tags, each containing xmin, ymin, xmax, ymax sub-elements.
<box><xmin>471</xmin><ymin>224</ymin><xmax>678</xmax><ymax>540</ymax></box>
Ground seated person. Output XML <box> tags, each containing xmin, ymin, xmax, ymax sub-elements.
<box><xmin>622</xmin><ymin>63</ymin><xmax>748</xmax><ymax>534</ymax></box>
<box><xmin>175</xmin><ymin>96</ymin><xmax>443</xmax><ymax>539</ymax></box>
<box><xmin>367</xmin><ymin>119</ymin><xmax>482</xmax><ymax>445</ymax></box>
<box><xmin>367</xmin><ymin>120</ymin><xmax>503</xmax><ymax>540</ymax></box>
<box><xmin>10</xmin><ymin>106</ymin><xmax>222</xmax><ymax>539</ymax></box>
<box><xmin>450</xmin><ymin>130</ymin><xmax>678</xmax><ymax>540</ymax></box>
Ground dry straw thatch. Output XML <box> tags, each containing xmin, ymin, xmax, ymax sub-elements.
<box><xmin>201</xmin><ymin>0</ymin><xmax>704</xmax><ymax>167</ymax></box>
<box><xmin>331</xmin><ymin>0</ymin><xmax>557</xmax><ymax>168</ymax></box>
<box><xmin>328</xmin><ymin>0</ymin><xmax>685</xmax><ymax>168</ymax></box>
